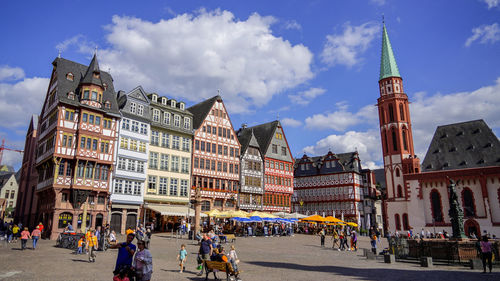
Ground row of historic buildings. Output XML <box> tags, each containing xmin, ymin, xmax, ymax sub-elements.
<box><xmin>13</xmin><ymin>53</ymin><xmax>296</xmax><ymax>238</ymax></box>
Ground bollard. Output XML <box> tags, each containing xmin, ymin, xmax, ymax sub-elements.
<box><xmin>384</xmin><ymin>254</ymin><xmax>395</xmax><ymax>263</ymax></box>
<box><xmin>420</xmin><ymin>256</ymin><xmax>433</xmax><ymax>267</ymax></box>
<box><xmin>469</xmin><ymin>259</ymin><xmax>482</xmax><ymax>270</ymax></box>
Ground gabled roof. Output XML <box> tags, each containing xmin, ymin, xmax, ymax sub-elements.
<box><xmin>52</xmin><ymin>57</ymin><xmax>120</xmax><ymax>116</ymax></box>
<box><xmin>81</xmin><ymin>54</ymin><xmax>103</xmax><ymax>87</ymax></box>
<box><xmin>187</xmin><ymin>95</ymin><xmax>221</xmax><ymax>130</ymax></box>
<box><xmin>0</xmin><ymin>172</ymin><xmax>15</xmax><ymax>187</ymax></box>
<box><xmin>244</xmin><ymin>120</ymin><xmax>280</xmax><ymax>155</ymax></box>
<box><xmin>294</xmin><ymin>151</ymin><xmax>362</xmax><ymax>177</ymax></box>
<box><xmin>237</xmin><ymin>128</ymin><xmax>260</xmax><ymax>154</ymax></box>
<box><xmin>379</xmin><ymin>24</ymin><xmax>401</xmax><ymax>81</ymax></box>
<box><xmin>422</xmin><ymin>119</ymin><xmax>500</xmax><ymax>172</ymax></box>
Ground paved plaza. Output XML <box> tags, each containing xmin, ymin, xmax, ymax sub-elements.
<box><xmin>0</xmin><ymin>234</ymin><xmax>498</xmax><ymax>281</ymax></box>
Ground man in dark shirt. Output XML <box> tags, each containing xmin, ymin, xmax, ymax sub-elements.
<box><xmin>110</xmin><ymin>233</ymin><xmax>137</xmax><ymax>274</ymax></box>
<box><xmin>197</xmin><ymin>234</ymin><xmax>213</xmax><ymax>276</ymax></box>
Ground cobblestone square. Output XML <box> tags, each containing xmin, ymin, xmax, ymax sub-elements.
<box><xmin>0</xmin><ymin>234</ymin><xmax>498</xmax><ymax>281</ymax></box>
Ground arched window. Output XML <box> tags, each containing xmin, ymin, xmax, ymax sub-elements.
<box><xmin>399</xmin><ymin>104</ymin><xmax>405</xmax><ymax>121</ymax></box>
<box><xmin>396</xmin><ymin>168</ymin><xmax>400</xmax><ymax>177</ymax></box>
<box><xmin>392</xmin><ymin>128</ymin><xmax>398</xmax><ymax>151</ymax></box>
<box><xmin>394</xmin><ymin>214</ymin><xmax>401</xmax><ymax>230</ymax></box>
<box><xmin>383</xmin><ymin>130</ymin><xmax>389</xmax><ymax>153</ymax></box>
<box><xmin>388</xmin><ymin>104</ymin><xmax>395</xmax><ymax>122</ymax></box>
<box><xmin>462</xmin><ymin>188</ymin><xmax>476</xmax><ymax>217</ymax></box>
<box><xmin>402</xmin><ymin>213</ymin><xmax>409</xmax><ymax>230</ymax></box>
<box><xmin>77</xmin><ymin>213</ymin><xmax>91</xmax><ymax>229</ymax></box>
<box><xmin>430</xmin><ymin>189</ymin><xmax>443</xmax><ymax>222</ymax></box>
<box><xmin>58</xmin><ymin>212</ymin><xmax>73</xmax><ymax>229</ymax></box>
<box><xmin>402</xmin><ymin>127</ymin><xmax>408</xmax><ymax>151</ymax></box>
<box><xmin>397</xmin><ymin>185</ymin><xmax>403</xmax><ymax>197</ymax></box>
<box><xmin>381</xmin><ymin>108</ymin><xmax>386</xmax><ymax>123</ymax></box>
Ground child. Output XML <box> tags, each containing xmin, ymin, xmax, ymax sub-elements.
<box><xmin>177</xmin><ymin>244</ymin><xmax>187</xmax><ymax>273</ymax></box>
<box><xmin>228</xmin><ymin>245</ymin><xmax>239</xmax><ymax>273</ymax></box>
<box><xmin>77</xmin><ymin>237</ymin><xmax>84</xmax><ymax>254</ymax></box>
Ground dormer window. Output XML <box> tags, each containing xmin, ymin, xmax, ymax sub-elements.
<box><xmin>152</xmin><ymin>95</ymin><xmax>157</xmax><ymax>102</ymax></box>
<box><xmin>180</xmin><ymin>103</ymin><xmax>185</xmax><ymax>110</ymax></box>
<box><xmin>83</xmin><ymin>90</ymin><xmax>90</xmax><ymax>99</ymax></box>
<box><xmin>449</xmin><ymin>147</ymin><xmax>457</xmax><ymax>152</ymax></box>
<box><xmin>103</xmin><ymin>83</ymin><xmax>108</xmax><ymax>90</ymax></box>
<box><xmin>130</xmin><ymin>102</ymin><xmax>136</xmax><ymax>114</ymax></box>
<box><xmin>68</xmin><ymin>92</ymin><xmax>75</xmax><ymax>100</ymax></box>
<box><xmin>484</xmin><ymin>142</ymin><xmax>493</xmax><ymax>148</ymax></box>
<box><xmin>66</xmin><ymin>72</ymin><xmax>74</xmax><ymax>81</ymax></box>
<box><xmin>161</xmin><ymin>97</ymin><xmax>167</xmax><ymax>105</ymax></box>
<box><xmin>171</xmin><ymin>100</ymin><xmax>176</xmax><ymax>108</ymax></box>
<box><xmin>472</xmin><ymin>128</ymin><xmax>481</xmax><ymax>134</ymax></box>
<box><xmin>456</xmin><ymin>131</ymin><xmax>464</xmax><ymax>136</ymax></box>
<box><xmin>93</xmin><ymin>72</ymin><xmax>100</xmax><ymax>79</ymax></box>
<box><xmin>104</xmin><ymin>101</ymin><xmax>111</xmax><ymax>109</ymax></box>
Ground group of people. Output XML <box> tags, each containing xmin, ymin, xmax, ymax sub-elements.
<box><xmin>110</xmin><ymin>232</ymin><xmax>153</xmax><ymax>281</ymax></box>
<box><xmin>322</xmin><ymin>227</ymin><xmax>360</xmax><ymax>252</ymax></box>
<box><xmin>197</xmin><ymin>233</ymin><xmax>241</xmax><ymax>280</ymax></box>
<box><xmin>1</xmin><ymin>221</ymin><xmax>44</xmax><ymax>250</ymax></box>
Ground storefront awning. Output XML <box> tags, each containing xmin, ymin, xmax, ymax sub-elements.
<box><xmin>146</xmin><ymin>204</ymin><xmax>207</xmax><ymax>217</ymax></box>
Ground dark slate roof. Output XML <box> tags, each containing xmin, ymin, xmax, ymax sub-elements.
<box><xmin>294</xmin><ymin>151</ymin><xmax>362</xmax><ymax>177</ymax></box>
<box><xmin>244</xmin><ymin>120</ymin><xmax>280</xmax><ymax>155</ymax></box>
<box><xmin>81</xmin><ymin>54</ymin><xmax>103</xmax><ymax>87</ymax></box>
<box><xmin>237</xmin><ymin>128</ymin><xmax>261</xmax><ymax>154</ymax></box>
<box><xmin>373</xmin><ymin>168</ymin><xmax>386</xmax><ymax>191</ymax></box>
<box><xmin>0</xmin><ymin>172</ymin><xmax>14</xmax><ymax>187</ymax></box>
<box><xmin>422</xmin><ymin>119</ymin><xmax>500</xmax><ymax>171</ymax></box>
<box><xmin>52</xmin><ymin>57</ymin><xmax>120</xmax><ymax>116</ymax></box>
<box><xmin>187</xmin><ymin>95</ymin><xmax>220</xmax><ymax>130</ymax></box>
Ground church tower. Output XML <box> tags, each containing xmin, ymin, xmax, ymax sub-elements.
<box><xmin>377</xmin><ymin>24</ymin><xmax>420</xmax><ymax>203</ymax></box>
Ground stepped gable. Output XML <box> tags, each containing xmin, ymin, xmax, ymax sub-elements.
<box><xmin>187</xmin><ymin>95</ymin><xmax>220</xmax><ymax>130</ymax></box>
<box><xmin>51</xmin><ymin>56</ymin><xmax>120</xmax><ymax>116</ymax></box>
<box><xmin>422</xmin><ymin>119</ymin><xmax>500</xmax><ymax>171</ymax></box>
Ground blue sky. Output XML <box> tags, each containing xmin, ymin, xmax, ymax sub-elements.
<box><xmin>1</xmin><ymin>0</ymin><xmax>500</xmax><ymax>170</ymax></box>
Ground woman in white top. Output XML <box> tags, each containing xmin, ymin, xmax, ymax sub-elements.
<box><xmin>133</xmin><ymin>240</ymin><xmax>153</xmax><ymax>281</ymax></box>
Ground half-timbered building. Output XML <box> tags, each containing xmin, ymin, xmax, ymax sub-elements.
<box><xmin>35</xmin><ymin>55</ymin><xmax>120</xmax><ymax>239</ymax></box>
<box><xmin>188</xmin><ymin>95</ymin><xmax>241</xmax><ymax>212</ymax></box>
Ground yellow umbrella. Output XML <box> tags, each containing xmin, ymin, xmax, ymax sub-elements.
<box><xmin>248</xmin><ymin>211</ymin><xmax>277</xmax><ymax>218</ymax></box>
<box><xmin>346</xmin><ymin>222</ymin><xmax>358</xmax><ymax>227</ymax></box>
<box><xmin>229</xmin><ymin>210</ymin><xmax>249</xmax><ymax>218</ymax></box>
<box><xmin>299</xmin><ymin>214</ymin><xmax>327</xmax><ymax>222</ymax></box>
<box><xmin>216</xmin><ymin>211</ymin><xmax>232</xmax><ymax>218</ymax></box>
<box><xmin>204</xmin><ymin>209</ymin><xmax>220</xmax><ymax>217</ymax></box>
<box><xmin>324</xmin><ymin>216</ymin><xmax>343</xmax><ymax>223</ymax></box>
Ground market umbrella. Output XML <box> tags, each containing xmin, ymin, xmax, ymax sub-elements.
<box><xmin>346</xmin><ymin>222</ymin><xmax>358</xmax><ymax>227</ymax></box>
<box><xmin>204</xmin><ymin>209</ymin><xmax>220</xmax><ymax>217</ymax></box>
<box><xmin>216</xmin><ymin>211</ymin><xmax>232</xmax><ymax>218</ymax></box>
<box><xmin>248</xmin><ymin>211</ymin><xmax>277</xmax><ymax>218</ymax></box>
<box><xmin>285</xmin><ymin>212</ymin><xmax>307</xmax><ymax>219</ymax></box>
<box><xmin>300</xmin><ymin>214</ymin><xmax>327</xmax><ymax>222</ymax></box>
<box><xmin>231</xmin><ymin>217</ymin><xmax>251</xmax><ymax>223</ymax></box>
<box><xmin>249</xmin><ymin>216</ymin><xmax>263</xmax><ymax>222</ymax></box>
<box><xmin>229</xmin><ymin>210</ymin><xmax>249</xmax><ymax>218</ymax></box>
<box><xmin>324</xmin><ymin>216</ymin><xmax>344</xmax><ymax>223</ymax></box>
<box><xmin>272</xmin><ymin>211</ymin><xmax>287</xmax><ymax>218</ymax></box>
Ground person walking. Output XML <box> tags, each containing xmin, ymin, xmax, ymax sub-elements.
<box><xmin>370</xmin><ymin>232</ymin><xmax>378</xmax><ymax>254</ymax></box>
<box><xmin>12</xmin><ymin>224</ymin><xmax>20</xmax><ymax>243</ymax></box>
<box><xmin>351</xmin><ymin>231</ymin><xmax>358</xmax><ymax>251</ymax></box>
<box><xmin>480</xmin><ymin>235</ymin><xmax>493</xmax><ymax>273</ymax></box>
<box><xmin>77</xmin><ymin>237</ymin><xmax>84</xmax><ymax>255</ymax></box>
<box><xmin>133</xmin><ymin>240</ymin><xmax>153</xmax><ymax>281</ymax></box>
<box><xmin>332</xmin><ymin>228</ymin><xmax>340</xmax><ymax>250</ymax></box>
<box><xmin>110</xmin><ymin>233</ymin><xmax>137</xmax><ymax>276</ymax></box>
<box><xmin>6</xmin><ymin>224</ymin><xmax>13</xmax><ymax>243</ymax></box>
<box><xmin>228</xmin><ymin>245</ymin><xmax>240</xmax><ymax>275</ymax></box>
<box><xmin>177</xmin><ymin>244</ymin><xmax>187</xmax><ymax>273</ymax></box>
<box><xmin>31</xmin><ymin>226</ymin><xmax>41</xmax><ymax>250</ymax></box>
<box><xmin>87</xmin><ymin>229</ymin><xmax>98</xmax><ymax>262</ymax></box>
<box><xmin>37</xmin><ymin>222</ymin><xmax>44</xmax><ymax>238</ymax></box>
<box><xmin>197</xmin><ymin>234</ymin><xmax>213</xmax><ymax>276</ymax></box>
<box><xmin>319</xmin><ymin>228</ymin><xmax>326</xmax><ymax>247</ymax></box>
<box><xmin>20</xmin><ymin>227</ymin><xmax>30</xmax><ymax>250</ymax></box>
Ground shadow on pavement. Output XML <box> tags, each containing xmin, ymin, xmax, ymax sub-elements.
<box><xmin>246</xmin><ymin>261</ymin><xmax>499</xmax><ymax>281</ymax></box>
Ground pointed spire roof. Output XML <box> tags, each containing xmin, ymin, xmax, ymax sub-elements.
<box><xmin>379</xmin><ymin>24</ymin><xmax>401</xmax><ymax>81</ymax></box>
<box><xmin>81</xmin><ymin>53</ymin><xmax>103</xmax><ymax>87</ymax></box>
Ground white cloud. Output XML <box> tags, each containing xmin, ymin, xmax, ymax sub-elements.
<box><xmin>0</xmin><ymin>65</ymin><xmax>25</xmax><ymax>81</ymax></box>
<box><xmin>321</xmin><ymin>22</ymin><xmax>380</xmax><ymax>68</ymax></box>
<box><xmin>281</xmin><ymin>117</ymin><xmax>303</xmax><ymax>127</ymax></box>
<box><xmin>465</xmin><ymin>23</ymin><xmax>500</xmax><ymax>47</ymax></box>
<box><xmin>484</xmin><ymin>0</ymin><xmax>499</xmax><ymax>9</ymax></box>
<box><xmin>370</xmin><ymin>0</ymin><xmax>386</xmax><ymax>5</ymax></box>
<box><xmin>55</xmin><ymin>34</ymin><xmax>96</xmax><ymax>55</ymax></box>
<box><xmin>284</xmin><ymin>20</ymin><xmax>302</xmax><ymax>30</ymax></box>
<box><xmin>303</xmin><ymin>77</ymin><xmax>500</xmax><ymax>167</ymax></box>
<box><xmin>0</xmin><ymin>74</ymin><xmax>48</xmax><ymax>128</ymax></box>
<box><xmin>84</xmin><ymin>10</ymin><xmax>314</xmax><ymax>114</ymax></box>
<box><xmin>303</xmin><ymin>130</ymin><xmax>382</xmax><ymax>169</ymax></box>
<box><xmin>288</xmin><ymin>87</ymin><xmax>326</xmax><ymax>105</ymax></box>
<box><xmin>304</xmin><ymin>102</ymin><xmax>377</xmax><ymax>131</ymax></box>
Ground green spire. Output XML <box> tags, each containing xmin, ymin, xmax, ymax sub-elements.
<box><xmin>379</xmin><ymin>24</ymin><xmax>401</xmax><ymax>81</ymax></box>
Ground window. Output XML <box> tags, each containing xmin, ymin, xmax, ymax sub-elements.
<box><xmin>171</xmin><ymin>156</ymin><xmax>179</xmax><ymax>172</ymax></box>
<box><xmin>218</xmin><ymin>127</ymin><xmax>222</xmax><ymax>137</ymax></box>
<box><xmin>151</xmin><ymin>131</ymin><xmax>159</xmax><ymax>146</ymax></box>
<box><xmin>430</xmin><ymin>189</ymin><xmax>443</xmax><ymax>222</ymax></box>
<box><xmin>83</xmin><ymin>90</ymin><xmax>90</xmax><ymax>100</ymax></box>
<box><xmin>58</xmin><ymin>213</ymin><xmax>73</xmax><ymax>229</ymax></box>
<box><xmin>140</xmin><ymin>123</ymin><xmax>147</xmax><ymax>135</ymax></box>
<box><xmin>98</xmin><ymin>196</ymin><xmax>105</xmax><ymax>204</ymax></box>
<box><xmin>120</xmin><ymin>137</ymin><xmax>129</xmax><ymax>149</ymax></box>
<box><xmin>5</xmin><ymin>191</ymin><xmax>9</xmax><ymax>199</ymax></box>
<box><xmin>122</xmin><ymin>119</ymin><xmax>130</xmax><ymax>130</ymax></box>
<box><xmin>91</xmin><ymin>91</ymin><xmax>98</xmax><ymax>101</ymax></box>
<box><xmin>149</xmin><ymin>152</ymin><xmax>158</xmax><ymax>169</ymax></box>
<box><xmin>170</xmin><ymin>179</ymin><xmax>178</xmax><ymax>196</ymax></box>
<box><xmin>462</xmin><ymin>188</ymin><xmax>476</xmax><ymax>217</ymax></box>
<box><xmin>137</xmin><ymin>104</ymin><xmax>144</xmax><ymax>116</ymax></box>
<box><xmin>95</xmin><ymin>116</ymin><xmax>101</xmax><ymax>126</ymax></box>
<box><xmin>272</xmin><ymin>144</ymin><xmax>278</xmax><ymax>154</ymax></box>
<box><xmin>217</xmin><ymin>161</ymin><xmax>222</xmax><ymax>172</ymax></box>
<box><xmin>174</xmin><ymin>115</ymin><xmax>180</xmax><ymax>127</ymax></box>
<box><xmin>200</xmin><ymin>158</ymin><xmax>205</xmax><ymax>169</ymax></box>
<box><xmin>62</xmin><ymin>192</ymin><xmax>68</xmax><ymax>202</ymax></box>
<box><xmin>159</xmin><ymin>177</ymin><xmax>168</xmax><ymax>195</ymax></box>
<box><xmin>77</xmin><ymin>161</ymin><xmax>85</xmax><ymax>177</ymax></box>
<box><xmin>224</xmin><ymin>146</ymin><xmax>228</xmax><ymax>156</ymax></box>
<box><xmin>402</xmin><ymin>213</ymin><xmax>409</xmax><ymax>230</ymax></box>
<box><xmin>131</xmin><ymin>121</ymin><xmax>139</xmax><ymax>132</ymax></box>
<box><xmin>130</xmin><ymin>102</ymin><xmax>136</xmax><ymax>114</ymax></box>
<box><xmin>153</xmin><ymin>109</ymin><xmax>160</xmax><ymax>123</ymax></box>
<box><xmin>182</xmin><ymin>138</ymin><xmax>190</xmax><ymax>152</ymax></box>
<box><xmin>172</xmin><ymin>136</ymin><xmax>180</xmax><ymax>150</ymax></box>
<box><xmin>230</xmin><ymin>147</ymin><xmax>234</xmax><ymax>157</ymax></box>
<box><xmin>64</xmin><ymin>109</ymin><xmax>75</xmax><ymax>121</ymax></box>
<box><xmin>148</xmin><ymin>176</ymin><xmax>157</xmax><ymax>191</ymax></box>
<box><xmin>388</xmin><ymin>104</ymin><xmax>395</xmax><ymax>122</ymax></box>
<box><xmin>181</xmin><ymin>157</ymin><xmax>189</xmax><ymax>173</ymax></box>
<box><xmin>133</xmin><ymin>182</ymin><xmax>141</xmax><ymax>195</ymax></box>
<box><xmin>180</xmin><ymin>179</ymin><xmax>188</xmax><ymax>197</ymax></box>
<box><xmin>92</xmin><ymin>139</ymin><xmax>98</xmax><ymax>150</ymax></box>
<box><xmin>395</xmin><ymin>168</ymin><xmax>400</xmax><ymax>177</ymax></box>
<box><xmin>66</xmin><ymin>73</ymin><xmax>74</xmax><ymax>81</ymax></box>
<box><xmin>399</xmin><ymin>104</ymin><xmax>405</xmax><ymax>121</ymax></box>
<box><xmin>201</xmin><ymin>201</ymin><xmax>210</xmax><ymax>211</ymax></box>
<box><xmin>194</xmin><ymin>157</ymin><xmax>199</xmax><ymax>168</ymax></box>
<box><xmin>281</xmin><ymin>147</ymin><xmax>287</xmax><ymax>156</ymax></box>
<box><xmin>89</xmin><ymin>114</ymin><xmax>94</xmax><ymax>125</ymax></box>
<box><xmin>218</xmin><ymin>145</ymin><xmax>222</xmax><ymax>155</ymax></box>
<box><xmin>82</xmin><ymin>113</ymin><xmax>88</xmax><ymax>123</ymax></box>
<box><xmin>397</xmin><ymin>185</ymin><xmax>403</xmax><ymax>198</ymax></box>
<box><xmin>160</xmin><ymin>154</ymin><xmax>169</xmax><ymax>171</ymax></box>
<box><xmin>118</xmin><ymin>158</ymin><xmax>126</xmax><ymax>170</ymax></box>
<box><xmin>212</xmin><ymin>144</ymin><xmax>216</xmax><ymax>154</ymax></box>
<box><xmin>276</xmin><ymin>133</ymin><xmax>283</xmax><ymax>139</ymax></box>
<box><xmin>402</xmin><ymin>128</ymin><xmax>408</xmax><ymax>151</ymax></box>
<box><xmin>124</xmin><ymin>180</ymin><xmax>132</xmax><ymax>194</ymax></box>
<box><xmin>163</xmin><ymin>112</ymin><xmax>171</xmax><ymax>125</ymax></box>
<box><xmin>137</xmin><ymin>161</ymin><xmax>145</xmax><ymax>173</ymax></box>
<box><xmin>58</xmin><ymin>160</ymin><xmax>65</xmax><ymax>176</ymax></box>
<box><xmin>392</xmin><ymin>129</ymin><xmax>398</xmax><ymax>151</ymax></box>
<box><xmin>103</xmin><ymin>118</ymin><xmax>112</xmax><ymax>129</ymax></box>
<box><xmin>394</xmin><ymin>214</ymin><xmax>401</xmax><ymax>231</ymax></box>
<box><xmin>161</xmin><ymin>133</ymin><xmax>170</xmax><ymax>148</ymax></box>
<box><xmin>85</xmin><ymin>162</ymin><xmax>94</xmax><ymax>178</ymax></box>
<box><xmin>183</xmin><ymin>117</ymin><xmax>190</xmax><ymax>129</ymax></box>
<box><xmin>201</xmin><ymin>141</ymin><xmax>205</xmax><ymax>152</ymax></box>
